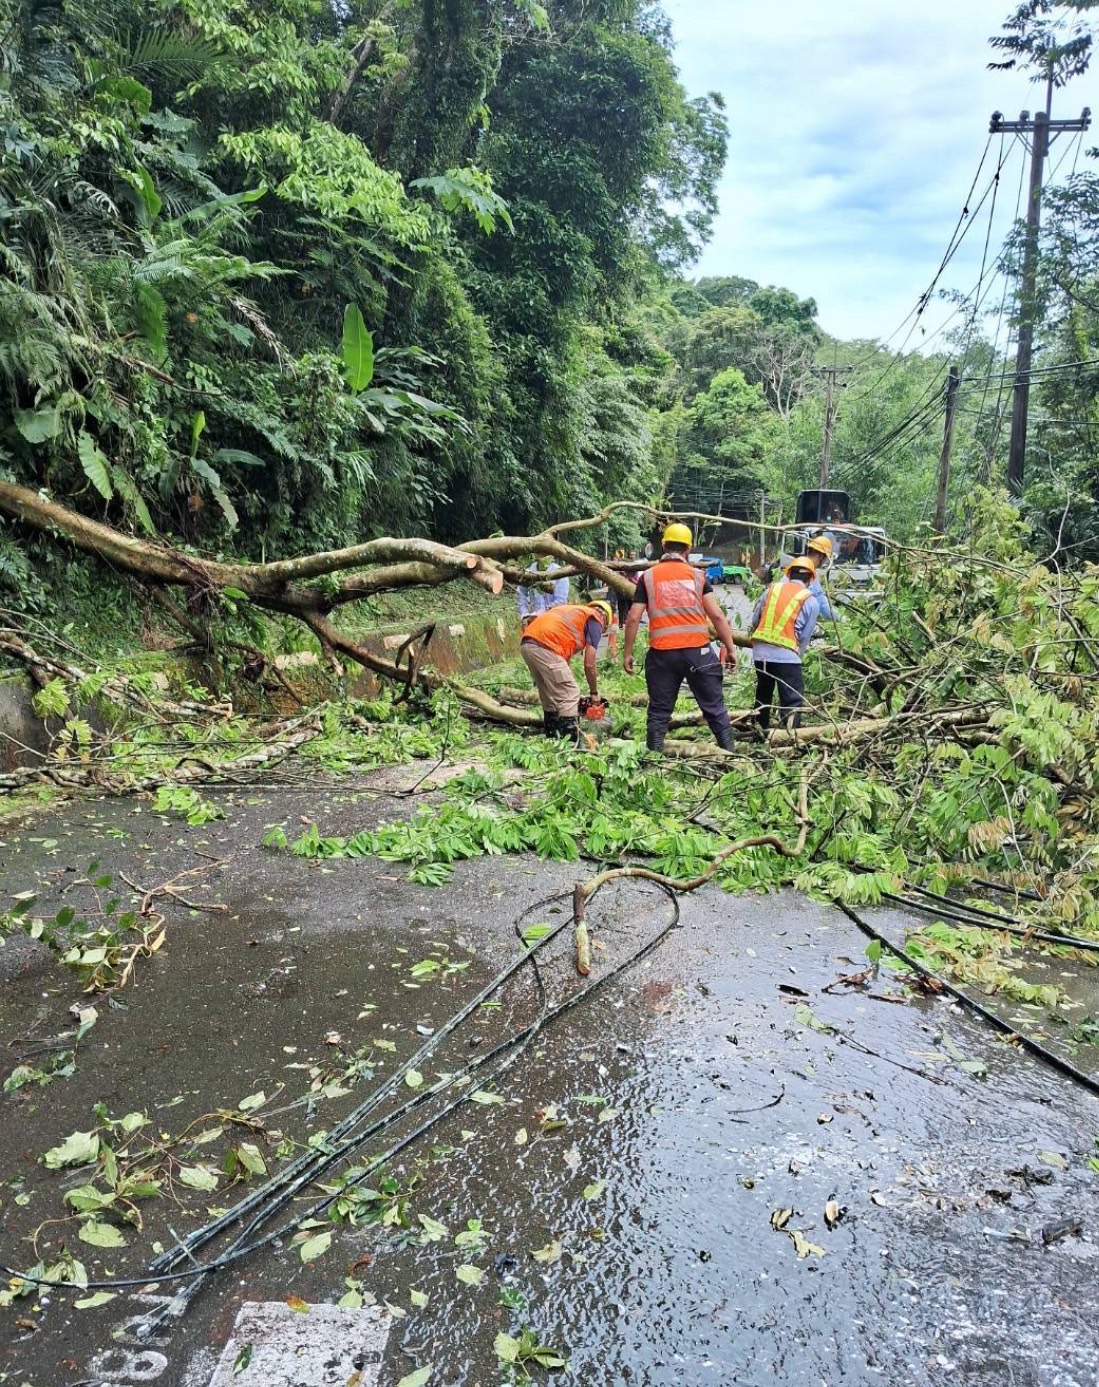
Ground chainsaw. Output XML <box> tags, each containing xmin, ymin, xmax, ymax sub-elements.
<box><xmin>578</xmin><ymin>695</ymin><xmax>609</xmax><ymax>721</ymax></box>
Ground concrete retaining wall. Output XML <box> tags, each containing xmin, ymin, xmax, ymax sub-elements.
<box><xmin>0</xmin><ymin>610</ymin><xmax>520</xmax><ymax>770</ymax></box>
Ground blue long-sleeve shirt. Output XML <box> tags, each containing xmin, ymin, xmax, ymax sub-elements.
<box><xmin>517</xmin><ymin>563</ymin><xmax>570</xmax><ymax>618</ymax></box>
<box><xmin>750</xmin><ymin>584</ymin><xmax>820</xmax><ymax>663</ymax></box>
<box><xmin>808</xmin><ymin>576</ymin><xmax>833</xmax><ymax>621</ymax></box>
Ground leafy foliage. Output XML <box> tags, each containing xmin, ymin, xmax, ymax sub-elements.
<box><xmin>0</xmin><ymin>0</ymin><xmax>729</xmax><ymax>584</ymax></box>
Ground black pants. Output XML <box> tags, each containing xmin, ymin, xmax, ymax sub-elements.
<box><xmin>646</xmin><ymin>645</ymin><xmax>731</xmax><ymax>741</ymax></box>
<box><xmin>754</xmin><ymin>660</ymin><xmax>805</xmax><ymax>730</ymax></box>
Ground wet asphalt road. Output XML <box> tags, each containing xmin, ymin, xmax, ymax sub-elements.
<box><xmin>0</xmin><ymin>784</ymin><xmax>1097</xmax><ymax>1387</ymax></box>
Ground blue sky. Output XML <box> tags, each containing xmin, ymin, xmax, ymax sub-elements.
<box><xmin>663</xmin><ymin>0</ymin><xmax>1096</xmax><ymax>343</ymax></box>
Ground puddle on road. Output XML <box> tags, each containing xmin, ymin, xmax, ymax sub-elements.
<box><xmin>0</xmin><ymin>797</ymin><xmax>1097</xmax><ymax>1386</ymax></box>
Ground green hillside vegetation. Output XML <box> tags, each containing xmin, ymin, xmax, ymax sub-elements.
<box><xmin>3</xmin><ymin>0</ymin><xmax>1099</xmax><ymax>637</ymax></box>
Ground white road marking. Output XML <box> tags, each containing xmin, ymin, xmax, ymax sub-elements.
<box><xmin>204</xmin><ymin>1301</ymin><xmax>391</xmax><ymax>1386</ymax></box>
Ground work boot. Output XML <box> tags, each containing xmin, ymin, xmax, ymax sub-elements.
<box><xmin>714</xmin><ymin>725</ymin><xmax>735</xmax><ymax>752</ymax></box>
<box><xmin>646</xmin><ymin>728</ymin><xmax>665</xmax><ymax>754</ymax></box>
<box><xmin>542</xmin><ymin>710</ymin><xmax>559</xmax><ymax>737</ymax></box>
<box><xmin>554</xmin><ymin>716</ymin><xmax>580</xmax><ymax>744</ymax></box>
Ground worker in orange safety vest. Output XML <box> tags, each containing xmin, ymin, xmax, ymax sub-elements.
<box><xmin>622</xmin><ymin>523</ymin><xmax>739</xmax><ymax>753</ymax></box>
<box><xmin>521</xmin><ymin>601</ymin><xmax>613</xmax><ymax>741</ymax></box>
<box><xmin>749</xmin><ymin>560</ymin><xmax>820</xmax><ymax>731</ymax></box>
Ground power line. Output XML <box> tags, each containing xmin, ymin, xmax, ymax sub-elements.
<box><xmin>960</xmin><ymin>357</ymin><xmax>1099</xmax><ymax>385</ymax></box>
<box><xmin>845</xmin><ymin>136</ymin><xmax>1021</xmax><ymax>402</ymax></box>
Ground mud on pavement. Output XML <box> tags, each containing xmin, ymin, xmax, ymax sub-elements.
<box><xmin>1</xmin><ymin>785</ymin><xmax>1098</xmax><ymax>1387</ymax></box>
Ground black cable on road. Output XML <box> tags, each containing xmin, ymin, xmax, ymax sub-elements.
<box><xmin>0</xmin><ymin>877</ymin><xmax>683</xmax><ymax>1304</ymax></box>
<box><xmin>846</xmin><ymin>867</ymin><xmax>1099</xmax><ymax>954</ymax></box>
<box><xmin>879</xmin><ymin>889</ymin><xmax>1099</xmax><ymax>954</ymax></box>
<box><xmin>835</xmin><ymin>901</ymin><xmax>1099</xmax><ymax>1101</ymax></box>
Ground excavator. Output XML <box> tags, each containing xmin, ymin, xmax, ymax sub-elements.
<box><xmin>779</xmin><ymin>489</ymin><xmax>887</xmax><ymax>594</ymax></box>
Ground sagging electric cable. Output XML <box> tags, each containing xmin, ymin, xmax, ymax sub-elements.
<box><xmin>135</xmin><ymin>892</ymin><xmax>572</xmax><ymax>1327</ymax></box>
<box><xmin>152</xmin><ymin>877</ymin><xmax>682</xmax><ymax>1324</ymax></box>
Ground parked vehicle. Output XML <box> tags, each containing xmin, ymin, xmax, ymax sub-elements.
<box><xmin>689</xmin><ymin>553</ymin><xmax>726</xmax><ymax>584</ymax></box>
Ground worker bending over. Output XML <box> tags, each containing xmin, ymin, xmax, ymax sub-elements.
<box><xmin>622</xmin><ymin>523</ymin><xmax>738</xmax><ymax>753</ymax></box>
<box><xmin>750</xmin><ymin>560</ymin><xmax>820</xmax><ymax>731</ymax></box>
<box><xmin>521</xmin><ymin>601</ymin><xmax>613</xmax><ymax>741</ymax></box>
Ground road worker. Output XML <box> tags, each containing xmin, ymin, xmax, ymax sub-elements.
<box><xmin>622</xmin><ymin>523</ymin><xmax>738</xmax><ymax>753</ymax></box>
<box><xmin>804</xmin><ymin>534</ymin><xmax>835</xmax><ymax>619</ymax></box>
<box><xmin>520</xmin><ymin>600</ymin><xmax>613</xmax><ymax>740</ymax></box>
<box><xmin>749</xmin><ymin>559</ymin><xmax>820</xmax><ymax>731</ymax></box>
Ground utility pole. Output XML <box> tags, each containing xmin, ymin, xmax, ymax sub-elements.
<box><xmin>758</xmin><ymin>491</ymin><xmax>766</xmax><ymax>567</ymax></box>
<box><xmin>812</xmin><ymin>364</ymin><xmax>853</xmax><ymax>488</ymax></box>
<box><xmin>934</xmin><ymin>365</ymin><xmax>960</xmax><ymax>535</ymax></box>
<box><xmin>990</xmin><ymin>101</ymin><xmax>1090</xmax><ymax>493</ymax></box>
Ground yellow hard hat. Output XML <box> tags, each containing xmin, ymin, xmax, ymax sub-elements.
<box><xmin>588</xmin><ymin>600</ymin><xmax>614</xmax><ymax>626</ymax></box>
<box><xmin>807</xmin><ymin>535</ymin><xmax>833</xmax><ymax>560</ymax></box>
<box><xmin>784</xmin><ymin>561</ymin><xmax>814</xmax><ymax>582</ymax></box>
<box><xmin>662</xmin><ymin>522</ymin><xmax>693</xmax><ymax>548</ymax></box>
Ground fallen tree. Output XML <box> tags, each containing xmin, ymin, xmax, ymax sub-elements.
<box><xmin>3</xmin><ymin>486</ymin><xmax>1099</xmax><ymax>1014</ymax></box>
<box><xmin>0</xmin><ymin>481</ymin><xmax>693</xmax><ymax>725</ymax></box>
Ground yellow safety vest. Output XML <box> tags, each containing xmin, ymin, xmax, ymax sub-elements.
<box><xmin>751</xmin><ymin>581</ymin><xmax>810</xmax><ymax>653</ymax></box>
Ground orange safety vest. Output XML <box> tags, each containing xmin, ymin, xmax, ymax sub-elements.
<box><xmin>524</xmin><ymin>604</ymin><xmax>597</xmax><ymax>660</ymax></box>
<box><xmin>751</xmin><ymin>580</ymin><xmax>810</xmax><ymax>653</ymax></box>
<box><xmin>640</xmin><ymin>558</ymin><xmax>710</xmax><ymax>650</ymax></box>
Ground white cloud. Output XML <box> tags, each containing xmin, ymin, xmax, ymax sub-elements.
<box><xmin>664</xmin><ymin>0</ymin><xmax>1095</xmax><ymax>342</ymax></box>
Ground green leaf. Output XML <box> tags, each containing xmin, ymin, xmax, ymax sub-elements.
<box><xmin>77</xmin><ymin>433</ymin><xmax>114</xmax><ymax>501</ymax></box>
<box><xmin>99</xmin><ymin>76</ymin><xmax>152</xmax><ymax>112</ymax></box>
<box><xmin>177</xmin><ymin>1164</ymin><xmax>220</xmax><ymax>1192</ymax></box>
<box><xmin>189</xmin><ymin>455</ymin><xmax>220</xmax><ymax>489</ymax></box>
<box><xmin>211</xmin><ymin>487</ymin><xmax>240</xmax><ymax>531</ymax></box>
<box><xmin>110</xmin><ymin>467</ymin><xmax>156</xmax><ymax>536</ymax></box>
<box><xmin>73</xmin><ymin>1290</ymin><xmax>117</xmax><ymax>1309</ymax></box>
<box><xmin>793</xmin><ymin>1003</ymin><xmax>834</xmax><ymax>1034</ymax></box>
<box><xmin>42</xmin><ymin>1130</ymin><xmax>100</xmax><ymax>1169</ymax></box>
<box><xmin>237</xmin><ymin>1089</ymin><xmax>267</xmax><ymax>1112</ymax></box>
<box><xmin>78</xmin><ymin>1219</ymin><xmax>127</xmax><ymax>1248</ymax></box>
<box><xmin>531</xmin><ymin>1348</ymin><xmax>568</xmax><ymax>1369</ymax></box>
<box><xmin>189</xmin><ymin>410</ymin><xmax>206</xmax><ymax>460</ymax></box>
<box><xmin>410</xmin><ymin>1288</ymin><xmax>428</xmax><ymax>1307</ymax></box>
<box><xmin>405</xmin><ymin>1069</ymin><xmax>424</xmax><ymax>1089</ymax></box>
<box><xmin>469</xmin><ymin>1090</ymin><xmax>504</xmax><ymax>1105</ymax></box>
<box><xmin>236</xmin><ymin>1142</ymin><xmax>267</xmax><ymax>1176</ymax></box>
<box><xmin>14</xmin><ymin>405</ymin><xmax>62</xmax><ymax>444</ymax></box>
<box><xmin>396</xmin><ymin>1368</ymin><xmax>432</xmax><ymax>1387</ymax></box>
<box><xmin>299</xmin><ymin>1230</ymin><xmax>332</xmax><ymax>1263</ymax></box>
<box><xmin>411</xmin><ymin>168</ymin><xmax>515</xmax><ymax>235</ymax></box>
<box><xmin>189</xmin><ymin>457</ymin><xmax>239</xmax><ymax>530</ymax></box>
<box><xmin>342</xmin><ymin>304</ymin><xmax>375</xmax><ymax>393</ymax></box>
<box><xmin>494</xmin><ymin>1333</ymin><xmax>520</xmax><ymax>1364</ymax></box>
<box><xmin>865</xmin><ymin>939</ymin><xmax>882</xmax><ymax>964</ymax></box>
<box><xmin>455</xmin><ymin>1264</ymin><xmax>484</xmax><ymax>1286</ymax></box>
<box><xmin>65</xmin><ymin>1185</ymin><xmax>116</xmax><ymax>1213</ymax></box>
<box><xmin>118</xmin><ymin>164</ymin><xmax>162</xmax><ymax>224</ymax></box>
<box><xmin>417</xmin><ymin>1214</ymin><xmax>448</xmax><ymax>1242</ymax></box>
<box><xmin>233</xmin><ymin>1344</ymin><xmax>253</xmax><ymax>1375</ymax></box>
<box><xmin>213</xmin><ymin>448</ymin><xmax>266</xmax><ymax>468</ymax></box>
<box><xmin>583</xmin><ymin>1180</ymin><xmax>606</xmax><ymax>1201</ymax></box>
